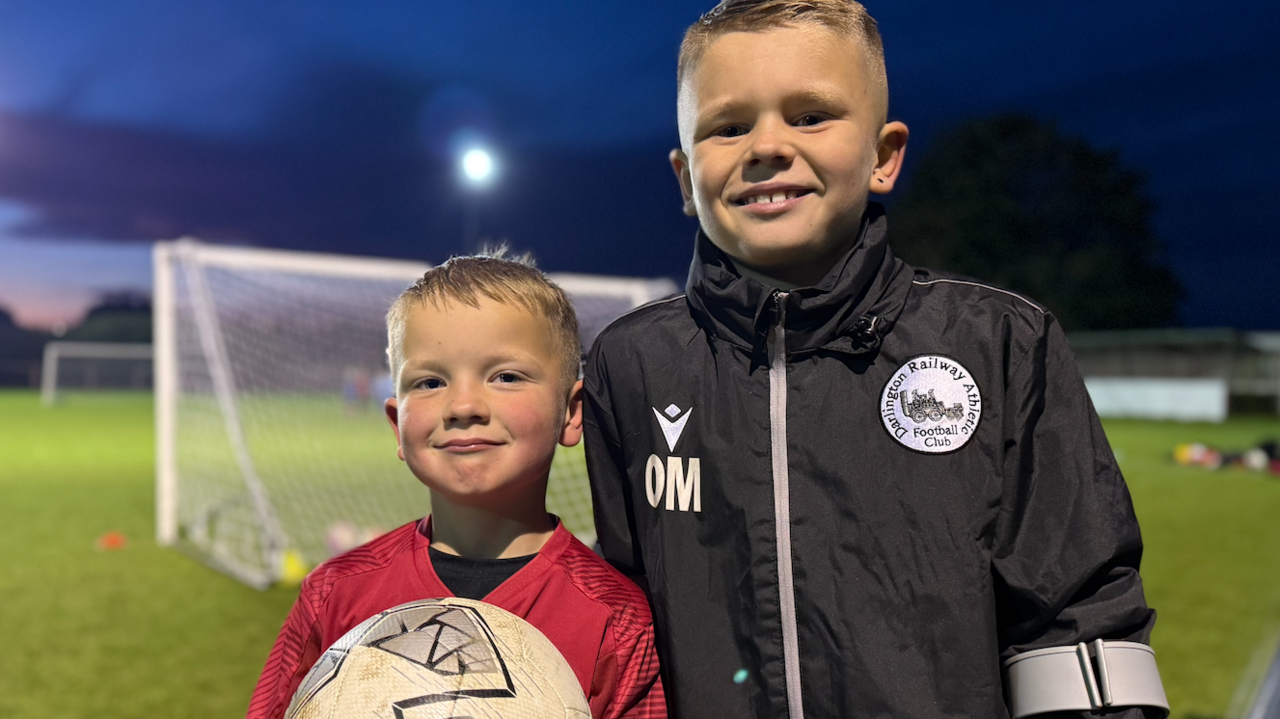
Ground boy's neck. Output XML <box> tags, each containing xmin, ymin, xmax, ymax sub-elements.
<box><xmin>722</xmin><ymin>229</ymin><xmax>862</xmax><ymax>290</ymax></box>
<box><xmin>728</xmin><ymin>257</ymin><xmax>800</xmax><ymax>290</ymax></box>
<box><xmin>427</xmin><ymin>493</ymin><xmax>557</xmax><ymax>560</ymax></box>
<box><xmin>718</xmin><ymin>206</ymin><xmax>874</xmax><ymax>289</ymax></box>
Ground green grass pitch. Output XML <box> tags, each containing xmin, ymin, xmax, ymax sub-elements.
<box><xmin>1</xmin><ymin>389</ymin><xmax>1277</xmax><ymax>718</ymax></box>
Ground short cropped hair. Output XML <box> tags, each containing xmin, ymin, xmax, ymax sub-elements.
<box><xmin>385</xmin><ymin>249</ymin><xmax>581</xmax><ymax>397</ymax></box>
<box><xmin>677</xmin><ymin>0</ymin><xmax>889</xmax><ymax>125</ymax></box>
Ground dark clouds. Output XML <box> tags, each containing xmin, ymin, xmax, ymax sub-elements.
<box><xmin>0</xmin><ymin>65</ymin><xmax>698</xmax><ymax>280</ymax></box>
<box><xmin>0</xmin><ymin>108</ymin><xmax>401</xmax><ymax>246</ymax></box>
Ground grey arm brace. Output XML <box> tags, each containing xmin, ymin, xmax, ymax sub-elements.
<box><xmin>1005</xmin><ymin>640</ymin><xmax>1170</xmax><ymax>718</ymax></box>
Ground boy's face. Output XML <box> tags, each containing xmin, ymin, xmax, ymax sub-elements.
<box><xmin>384</xmin><ymin>298</ymin><xmax>583</xmax><ymax>506</ymax></box>
<box><xmin>671</xmin><ymin>25</ymin><xmax>907</xmax><ymax>286</ymax></box>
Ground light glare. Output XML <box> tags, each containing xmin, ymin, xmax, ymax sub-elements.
<box><xmin>461</xmin><ymin>149</ymin><xmax>494</xmax><ymax>184</ymax></box>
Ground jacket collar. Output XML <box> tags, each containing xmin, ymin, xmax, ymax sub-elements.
<box><xmin>685</xmin><ymin>203</ymin><xmax>911</xmax><ymax>357</ymax></box>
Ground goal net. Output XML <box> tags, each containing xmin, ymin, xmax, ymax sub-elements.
<box><xmin>41</xmin><ymin>341</ymin><xmax>153</xmax><ymax>406</ymax></box>
<box><xmin>154</xmin><ymin>239</ymin><xmax>676</xmax><ymax>588</ymax></box>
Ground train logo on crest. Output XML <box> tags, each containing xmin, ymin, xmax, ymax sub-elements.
<box><xmin>901</xmin><ymin>389</ymin><xmax>965</xmax><ymax>424</ymax></box>
<box><xmin>880</xmin><ymin>355</ymin><xmax>982</xmax><ymax>454</ymax></box>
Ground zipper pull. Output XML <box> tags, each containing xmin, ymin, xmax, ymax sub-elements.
<box><xmin>761</xmin><ymin>291</ymin><xmax>789</xmax><ymax>362</ymax></box>
<box><xmin>771</xmin><ymin>291</ymin><xmax>788</xmax><ymax>362</ymax></box>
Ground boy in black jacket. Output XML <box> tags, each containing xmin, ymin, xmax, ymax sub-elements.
<box><xmin>583</xmin><ymin>1</ymin><xmax>1166</xmax><ymax>717</ymax></box>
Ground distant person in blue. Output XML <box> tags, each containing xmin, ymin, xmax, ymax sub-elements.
<box><xmin>372</xmin><ymin>372</ymin><xmax>395</xmax><ymax>407</ymax></box>
<box><xmin>582</xmin><ymin>1</ymin><xmax>1168</xmax><ymax>717</ymax></box>
<box><xmin>341</xmin><ymin>367</ymin><xmax>371</xmax><ymax>414</ymax></box>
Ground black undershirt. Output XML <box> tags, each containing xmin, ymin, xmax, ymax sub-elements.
<box><xmin>428</xmin><ymin>547</ymin><xmax>536</xmax><ymax>600</ymax></box>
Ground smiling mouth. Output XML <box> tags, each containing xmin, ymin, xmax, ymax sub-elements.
<box><xmin>438</xmin><ymin>439</ymin><xmax>501</xmax><ymax>452</ymax></box>
<box><xmin>734</xmin><ymin>189</ymin><xmax>812</xmax><ymax>206</ymax></box>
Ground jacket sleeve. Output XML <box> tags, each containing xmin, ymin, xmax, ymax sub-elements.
<box><xmin>245</xmin><ymin>582</ymin><xmax>325</xmax><ymax>719</ymax></box>
<box><xmin>992</xmin><ymin>315</ymin><xmax>1161</xmax><ymax>718</ymax></box>
<box><xmin>584</xmin><ymin>335</ymin><xmax>646</xmax><ymax>577</ymax></box>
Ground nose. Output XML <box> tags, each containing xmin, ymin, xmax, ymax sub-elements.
<box><xmin>747</xmin><ymin>116</ymin><xmax>795</xmax><ymax>168</ymax></box>
<box><xmin>445</xmin><ymin>380</ymin><xmax>489</xmax><ymax>426</ymax></box>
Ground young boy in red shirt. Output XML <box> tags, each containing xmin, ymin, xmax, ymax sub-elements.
<box><xmin>249</xmin><ymin>254</ymin><xmax>665</xmax><ymax>719</ymax></box>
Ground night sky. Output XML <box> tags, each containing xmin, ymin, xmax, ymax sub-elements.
<box><xmin>0</xmin><ymin>0</ymin><xmax>1276</xmax><ymax>330</ymax></box>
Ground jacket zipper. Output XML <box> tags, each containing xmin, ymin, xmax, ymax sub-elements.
<box><xmin>769</xmin><ymin>291</ymin><xmax>804</xmax><ymax>719</ymax></box>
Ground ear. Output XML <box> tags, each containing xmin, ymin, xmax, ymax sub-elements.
<box><xmin>669</xmin><ymin>148</ymin><xmax>699</xmax><ymax>217</ymax></box>
<box><xmin>869</xmin><ymin>121</ymin><xmax>909</xmax><ymax>195</ymax></box>
<box><xmin>384</xmin><ymin>397</ymin><xmax>406</xmax><ymax>461</ymax></box>
<box><xmin>559</xmin><ymin>379</ymin><xmax>585</xmax><ymax>447</ymax></box>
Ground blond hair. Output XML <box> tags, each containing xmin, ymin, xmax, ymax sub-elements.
<box><xmin>677</xmin><ymin>0</ymin><xmax>889</xmax><ymax>124</ymax></box>
<box><xmin>385</xmin><ymin>249</ymin><xmax>580</xmax><ymax>396</ymax></box>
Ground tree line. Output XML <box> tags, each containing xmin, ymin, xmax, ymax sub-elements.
<box><xmin>890</xmin><ymin>114</ymin><xmax>1180</xmax><ymax>331</ymax></box>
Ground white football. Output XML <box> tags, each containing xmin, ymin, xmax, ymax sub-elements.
<box><xmin>285</xmin><ymin>597</ymin><xmax>591</xmax><ymax>719</ymax></box>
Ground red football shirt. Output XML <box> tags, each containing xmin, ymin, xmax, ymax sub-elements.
<box><xmin>247</xmin><ymin>518</ymin><xmax>665</xmax><ymax>719</ymax></box>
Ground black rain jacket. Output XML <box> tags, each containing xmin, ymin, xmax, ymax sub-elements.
<box><xmin>583</xmin><ymin>204</ymin><xmax>1156</xmax><ymax>719</ymax></box>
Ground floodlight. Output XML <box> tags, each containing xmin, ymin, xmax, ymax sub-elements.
<box><xmin>461</xmin><ymin>148</ymin><xmax>495</xmax><ymax>185</ymax></box>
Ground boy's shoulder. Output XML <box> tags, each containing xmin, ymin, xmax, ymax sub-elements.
<box><xmin>538</xmin><ymin>531</ymin><xmax>653</xmax><ymax>634</ymax></box>
<box><xmin>908</xmin><ymin>266</ymin><xmax>1047</xmax><ymax>314</ymax></box>
<box><xmin>298</xmin><ymin>520</ymin><xmax>421</xmax><ymax>608</ymax></box>
<box><xmin>591</xmin><ymin>293</ymin><xmax>693</xmax><ymax>351</ymax></box>
<box><xmin>905</xmin><ymin>266</ymin><xmax>1053</xmax><ymax>336</ymax></box>
<box><xmin>599</xmin><ymin>290</ymin><xmax>693</xmax><ymax>335</ymax></box>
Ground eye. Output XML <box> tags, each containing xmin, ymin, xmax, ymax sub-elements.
<box><xmin>714</xmin><ymin>124</ymin><xmax>747</xmax><ymax>138</ymax></box>
<box><xmin>494</xmin><ymin>372</ymin><xmax>522</xmax><ymax>385</ymax></box>
<box><xmin>794</xmin><ymin>114</ymin><xmax>826</xmax><ymax>127</ymax></box>
<box><xmin>414</xmin><ymin>377</ymin><xmax>444</xmax><ymax>390</ymax></box>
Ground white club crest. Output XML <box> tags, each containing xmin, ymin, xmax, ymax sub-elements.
<box><xmin>880</xmin><ymin>355</ymin><xmax>981</xmax><ymax>453</ymax></box>
<box><xmin>652</xmin><ymin>404</ymin><xmax>692</xmax><ymax>452</ymax></box>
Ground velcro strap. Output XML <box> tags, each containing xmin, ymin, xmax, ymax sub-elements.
<box><xmin>1004</xmin><ymin>640</ymin><xmax>1169</xmax><ymax>718</ymax></box>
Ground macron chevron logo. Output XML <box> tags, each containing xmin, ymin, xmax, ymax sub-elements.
<box><xmin>652</xmin><ymin>404</ymin><xmax>692</xmax><ymax>452</ymax></box>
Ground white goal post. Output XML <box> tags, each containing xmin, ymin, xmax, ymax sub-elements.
<box><xmin>153</xmin><ymin>239</ymin><xmax>676</xmax><ymax>588</ymax></box>
<box><xmin>41</xmin><ymin>341</ymin><xmax>154</xmax><ymax>406</ymax></box>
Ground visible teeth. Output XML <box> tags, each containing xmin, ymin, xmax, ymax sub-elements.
<box><xmin>741</xmin><ymin>191</ymin><xmax>803</xmax><ymax>205</ymax></box>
